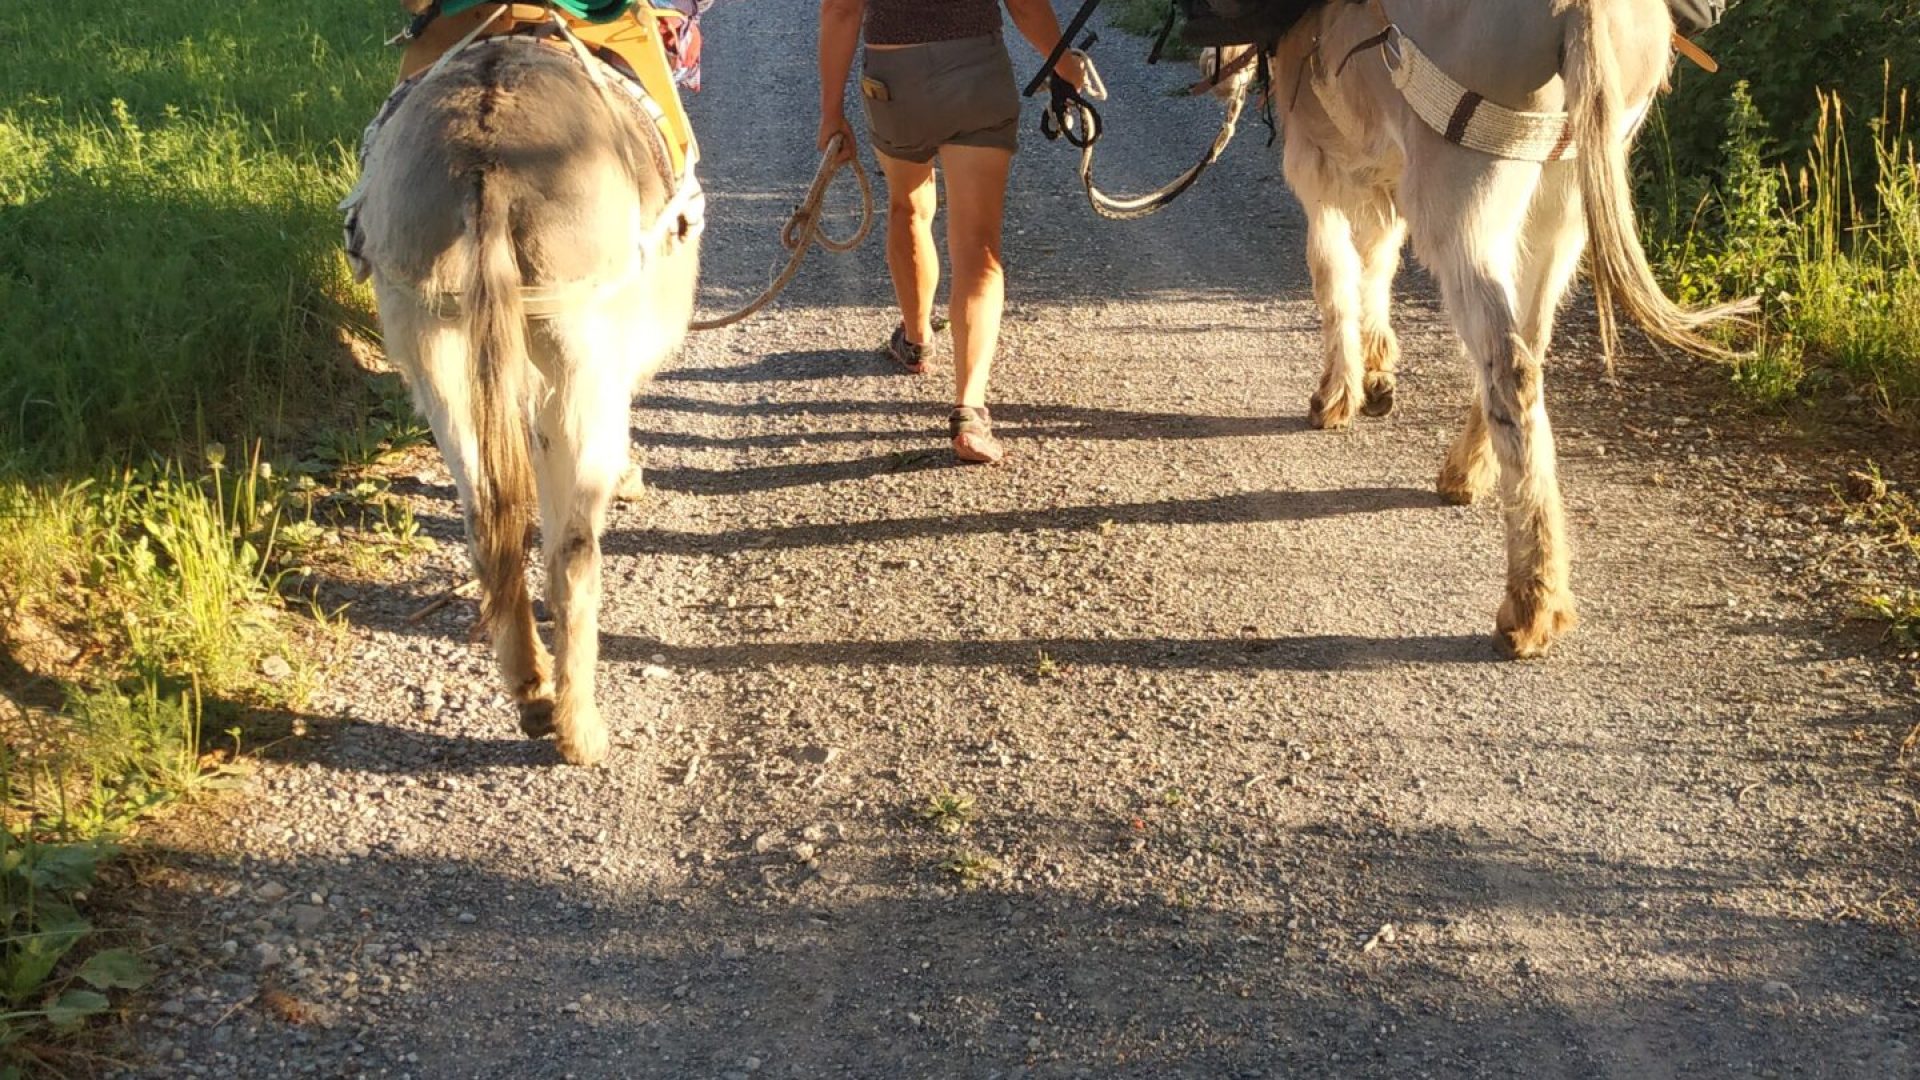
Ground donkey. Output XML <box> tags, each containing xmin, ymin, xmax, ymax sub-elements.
<box><xmin>1237</xmin><ymin>0</ymin><xmax>1744</xmax><ymax>657</ymax></box>
<box><xmin>352</xmin><ymin>37</ymin><xmax>699</xmax><ymax>763</ymax></box>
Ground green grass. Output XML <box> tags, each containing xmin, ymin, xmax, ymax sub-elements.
<box><xmin>0</xmin><ymin>0</ymin><xmax>403</xmax><ymax>1064</ymax></box>
<box><xmin>0</xmin><ymin>1</ymin><xmax>392</xmax><ymax>463</ymax></box>
<box><xmin>1107</xmin><ymin>0</ymin><xmax>1197</xmax><ymax>61</ymax></box>
<box><xmin>1647</xmin><ymin>81</ymin><xmax>1920</xmax><ymax>419</ymax></box>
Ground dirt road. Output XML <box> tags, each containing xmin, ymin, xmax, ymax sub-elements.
<box><xmin>127</xmin><ymin>3</ymin><xmax>1918</xmax><ymax>1077</ymax></box>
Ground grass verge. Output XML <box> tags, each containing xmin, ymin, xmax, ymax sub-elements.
<box><xmin>1</xmin><ymin>0</ymin><xmax>407</xmax><ymax>1066</ymax></box>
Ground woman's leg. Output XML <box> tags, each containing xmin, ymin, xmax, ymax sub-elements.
<box><xmin>875</xmin><ymin>149</ymin><xmax>939</xmax><ymax>347</ymax></box>
<box><xmin>936</xmin><ymin>143</ymin><xmax>1013</xmax><ymax>409</ymax></box>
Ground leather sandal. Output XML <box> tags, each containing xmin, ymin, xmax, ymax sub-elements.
<box><xmin>949</xmin><ymin>406</ymin><xmax>1005</xmax><ymax>465</ymax></box>
<box><xmin>886</xmin><ymin>325</ymin><xmax>932</xmax><ymax>374</ymax></box>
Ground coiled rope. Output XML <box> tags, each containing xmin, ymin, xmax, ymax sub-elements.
<box><xmin>690</xmin><ymin>133</ymin><xmax>875</xmax><ymax>330</ymax></box>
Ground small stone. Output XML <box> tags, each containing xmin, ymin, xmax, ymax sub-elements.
<box><xmin>253</xmin><ymin>943</ymin><xmax>284</xmax><ymax>968</ymax></box>
<box><xmin>744</xmin><ymin>1057</ymin><xmax>763</xmax><ymax>1072</ymax></box>
<box><xmin>752</xmin><ymin>832</ymin><xmax>782</xmax><ymax>855</ymax></box>
<box><xmin>456</xmin><ymin>911</ymin><xmax>477</xmax><ymax>925</ymax></box>
<box><xmin>641</xmin><ymin>665</ymin><xmax>674</xmax><ymax>680</ymax></box>
<box><xmin>790</xmin><ymin>842</ymin><xmax>817</xmax><ymax>864</ymax></box>
<box><xmin>290</xmin><ymin>905</ymin><xmax>326</xmax><ymax>935</ymax></box>
<box><xmin>792</xmin><ymin>745</ymin><xmax>837</xmax><ymax>766</ymax></box>
<box><xmin>260</xmin><ymin>656</ymin><xmax>293</xmax><ymax>681</ymax></box>
<box><xmin>255</xmin><ymin>882</ymin><xmax>290</xmax><ymax>904</ymax></box>
<box><xmin>1760</xmin><ymin>980</ymin><xmax>1797</xmax><ymax>1001</ymax></box>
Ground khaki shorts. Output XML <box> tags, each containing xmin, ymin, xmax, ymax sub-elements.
<box><xmin>860</xmin><ymin>33</ymin><xmax>1019</xmax><ymax>164</ymax></box>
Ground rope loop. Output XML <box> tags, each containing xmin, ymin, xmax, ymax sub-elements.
<box><xmin>690</xmin><ymin>132</ymin><xmax>875</xmax><ymax>330</ymax></box>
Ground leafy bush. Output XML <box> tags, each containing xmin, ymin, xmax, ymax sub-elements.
<box><xmin>1661</xmin><ymin>1</ymin><xmax>1920</xmax><ymax>191</ymax></box>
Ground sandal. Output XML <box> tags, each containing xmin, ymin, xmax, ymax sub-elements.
<box><xmin>885</xmin><ymin>325</ymin><xmax>933</xmax><ymax>374</ymax></box>
<box><xmin>949</xmin><ymin>406</ymin><xmax>1005</xmax><ymax>465</ymax></box>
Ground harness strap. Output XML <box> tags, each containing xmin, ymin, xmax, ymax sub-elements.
<box><xmin>1186</xmin><ymin>42</ymin><xmax>1263</xmax><ymax>96</ymax></box>
<box><xmin>1333</xmin><ymin>6</ymin><xmax>1578</xmax><ymax>164</ymax></box>
<box><xmin>1388</xmin><ymin>29</ymin><xmax>1577</xmax><ymax>162</ymax></box>
<box><xmin>1335</xmin><ymin>26</ymin><xmax>1393</xmax><ymax>78</ymax></box>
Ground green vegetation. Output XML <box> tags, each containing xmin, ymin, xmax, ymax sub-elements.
<box><xmin>0</xmin><ymin>1</ymin><xmax>390</xmax><ymax>461</ymax></box>
<box><xmin>916</xmin><ymin>792</ymin><xmax>976</xmax><ymax>836</ymax></box>
<box><xmin>938</xmin><ymin>850</ymin><xmax>998</xmax><ymax>890</ymax></box>
<box><xmin>1658</xmin><ymin>1</ymin><xmax>1919</xmax><ymax>197</ymax></box>
<box><xmin>0</xmin><ymin>0</ymin><xmax>402</xmax><ymax>1064</ymax></box>
<box><xmin>1646</xmin><ymin>80</ymin><xmax>1920</xmax><ymax>417</ymax></box>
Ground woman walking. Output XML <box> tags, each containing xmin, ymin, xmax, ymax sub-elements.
<box><xmin>817</xmin><ymin>0</ymin><xmax>1083</xmax><ymax>464</ymax></box>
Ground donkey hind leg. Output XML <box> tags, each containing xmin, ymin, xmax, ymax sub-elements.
<box><xmin>1285</xmin><ymin>138</ymin><xmax>1371</xmax><ymax>430</ymax></box>
<box><xmin>525</xmin><ymin>315</ymin><xmax>639</xmax><ymax>767</ymax></box>
<box><xmin>1417</xmin><ymin>157</ymin><xmax>1576</xmax><ymax>657</ymax></box>
<box><xmin>1437</xmin><ymin>166</ymin><xmax>1584</xmax><ymax>506</ymax></box>
<box><xmin>376</xmin><ymin>284</ymin><xmax>554</xmax><ymax>711</ymax></box>
<box><xmin>1358</xmin><ymin>202</ymin><xmax>1407</xmax><ymax>418</ymax></box>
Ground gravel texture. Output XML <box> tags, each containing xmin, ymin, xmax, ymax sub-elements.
<box><xmin>120</xmin><ymin>3</ymin><xmax>1919</xmax><ymax>1077</ymax></box>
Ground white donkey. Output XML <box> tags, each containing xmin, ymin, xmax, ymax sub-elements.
<box><xmin>349</xmin><ymin>33</ymin><xmax>700</xmax><ymax>763</ymax></box>
<box><xmin>1243</xmin><ymin>0</ymin><xmax>1744</xmax><ymax>656</ymax></box>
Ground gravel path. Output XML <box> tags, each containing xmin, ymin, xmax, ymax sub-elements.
<box><xmin>126</xmin><ymin>4</ymin><xmax>1918</xmax><ymax>1077</ymax></box>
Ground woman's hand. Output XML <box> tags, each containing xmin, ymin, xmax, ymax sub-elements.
<box><xmin>818</xmin><ymin>111</ymin><xmax>858</xmax><ymax>163</ymax></box>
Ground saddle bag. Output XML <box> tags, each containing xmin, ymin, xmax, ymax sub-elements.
<box><xmin>1176</xmin><ymin>0</ymin><xmax>1323</xmax><ymax>48</ymax></box>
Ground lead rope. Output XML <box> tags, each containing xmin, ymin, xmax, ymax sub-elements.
<box><xmin>1047</xmin><ymin>49</ymin><xmax>1253</xmax><ymax>222</ymax></box>
<box><xmin>689</xmin><ymin>132</ymin><xmax>875</xmax><ymax>331</ymax></box>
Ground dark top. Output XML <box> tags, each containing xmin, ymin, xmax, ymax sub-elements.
<box><xmin>864</xmin><ymin>0</ymin><xmax>1002</xmax><ymax>46</ymax></box>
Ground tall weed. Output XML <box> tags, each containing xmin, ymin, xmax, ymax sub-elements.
<box><xmin>1648</xmin><ymin>81</ymin><xmax>1920</xmax><ymax>418</ymax></box>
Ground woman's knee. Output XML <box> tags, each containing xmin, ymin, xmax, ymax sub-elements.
<box><xmin>887</xmin><ymin>182</ymin><xmax>936</xmax><ymax>226</ymax></box>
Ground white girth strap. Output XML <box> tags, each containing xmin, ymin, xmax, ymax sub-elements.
<box><xmin>1380</xmin><ymin>25</ymin><xmax>1578</xmax><ymax>163</ymax></box>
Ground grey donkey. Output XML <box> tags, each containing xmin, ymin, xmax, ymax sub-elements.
<box><xmin>352</xmin><ymin>38</ymin><xmax>700</xmax><ymax>763</ymax></box>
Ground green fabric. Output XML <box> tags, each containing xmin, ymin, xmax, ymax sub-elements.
<box><xmin>439</xmin><ymin>0</ymin><xmax>635</xmax><ymax>25</ymax></box>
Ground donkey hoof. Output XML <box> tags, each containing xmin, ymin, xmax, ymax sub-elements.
<box><xmin>517</xmin><ymin>699</ymin><xmax>556</xmax><ymax>738</ymax></box>
<box><xmin>1307</xmin><ymin>391</ymin><xmax>1354</xmax><ymax>430</ymax></box>
<box><xmin>615</xmin><ymin>465</ymin><xmax>648</xmax><ymax>503</ymax></box>
<box><xmin>1436</xmin><ymin>461</ymin><xmax>1491</xmax><ymax>506</ymax></box>
<box><xmin>1496</xmin><ymin>591</ymin><xmax>1579</xmax><ymax>659</ymax></box>
<box><xmin>1360</xmin><ymin>373</ymin><xmax>1396</xmax><ymax>417</ymax></box>
<box><xmin>556</xmin><ymin>721</ymin><xmax>611</xmax><ymax>767</ymax></box>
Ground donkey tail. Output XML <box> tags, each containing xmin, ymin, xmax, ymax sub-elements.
<box><xmin>463</xmin><ymin>175</ymin><xmax>537</xmax><ymax>634</ymax></box>
<box><xmin>1563</xmin><ymin>1</ymin><xmax>1753</xmax><ymax>362</ymax></box>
